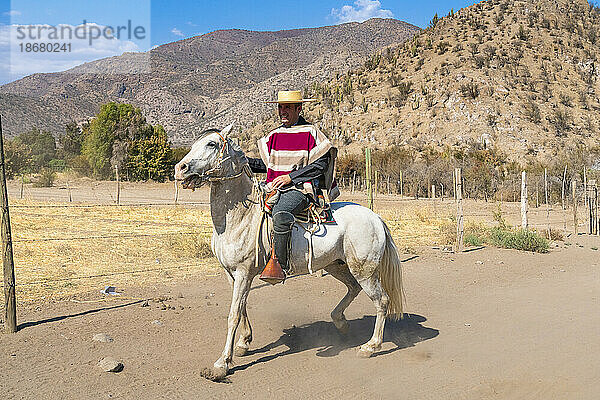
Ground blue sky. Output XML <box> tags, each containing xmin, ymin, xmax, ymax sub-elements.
<box><xmin>0</xmin><ymin>0</ymin><xmax>477</xmax><ymax>84</ymax></box>
<box><xmin>149</xmin><ymin>0</ymin><xmax>476</xmax><ymax>42</ymax></box>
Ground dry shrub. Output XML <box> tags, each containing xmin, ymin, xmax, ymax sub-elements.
<box><xmin>538</xmin><ymin>228</ymin><xmax>564</xmax><ymax>241</ymax></box>
<box><xmin>439</xmin><ymin>219</ymin><xmax>488</xmax><ymax>245</ymax></box>
<box><xmin>439</xmin><ymin>219</ymin><xmax>456</xmax><ymax>245</ymax></box>
<box><xmin>464</xmin><ymin>221</ymin><xmax>488</xmax><ymax>245</ymax></box>
<box><xmin>33</xmin><ymin>168</ymin><xmax>56</xmax><ymax>187</ymax></box>
<box><xmin>415</xmin><ymin>207</ymin><xmax>432</xmax><ymax>222</ymax></box>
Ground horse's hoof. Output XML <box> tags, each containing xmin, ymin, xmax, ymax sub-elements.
<box><xmin>334</xmin><ymin>321</ymin><xmax>349</xmax><ymax>335</ymax></box>
<box><xmin>234</xmin><ymin>346</ymin><xmax>249</xmax><ymax>356</ymax></box>
<box><xmin>200</xmin><ymin>366</ymin><xmax>228</xmax><ymax>382</ymax></box>
<box><xmin>357</xmin><ymin>347</ymin><xmax>374</xmax><ymax>358</ymax></box>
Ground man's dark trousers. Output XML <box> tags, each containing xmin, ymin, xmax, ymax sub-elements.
<box><xmin>271</xmin><ymin>189</ymin><xmax>310</xmax><ymax>271</ymax></box>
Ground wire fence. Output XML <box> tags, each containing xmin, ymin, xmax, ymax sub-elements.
<box><xmin>2</xmin><ymin>172</ymin><xmax>599</xmax><ymax>303</ymax></box>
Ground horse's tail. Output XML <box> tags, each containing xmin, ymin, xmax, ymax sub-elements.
<box><xmin>379</xmin><ymin>219</ymin><xmax>405</xmax><ymax>320</ymax></box>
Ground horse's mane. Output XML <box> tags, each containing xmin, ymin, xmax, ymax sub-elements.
<box><xmin>197</xmin><ymin>128</ymin><xmax>221</xmax><ymax>140</ymax></box>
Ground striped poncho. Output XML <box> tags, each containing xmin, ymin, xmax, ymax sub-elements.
<box><xmin>257</xmin><ymin>121</ymin><xmax>338</xmax><ymax>200</ymax></box>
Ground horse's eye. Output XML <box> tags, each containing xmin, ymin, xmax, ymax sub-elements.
<box><xmin>207</xmin><ymin>141</ymin><xmax>217</xmax><ymax>148</ymax></box>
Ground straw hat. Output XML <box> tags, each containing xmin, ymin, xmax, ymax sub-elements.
<box><xmin>266</xmin><ymin>90</ymin><xmax>316</xmax><ymax>104</ymax></box>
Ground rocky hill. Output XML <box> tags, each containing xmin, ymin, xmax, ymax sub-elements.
<box><xmin>0</xmin><ymin>18</ymin><xmax>420</xmax><ymax>145</ymax></box>
<box><xmin>248</xmin><ymin>0</ymin><xmax>600</xmax><ymax>163</ymax></box>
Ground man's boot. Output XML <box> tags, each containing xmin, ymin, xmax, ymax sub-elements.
<box><xmin>259</xmin><ymin>231</ymin><xmax>290</xmax><ymax>285</ymax></box>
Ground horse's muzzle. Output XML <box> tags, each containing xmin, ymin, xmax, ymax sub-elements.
<box><xmin>181</xmin><ymin>174</ymin><xmax>206</xmax><ymax>190</ymax></box>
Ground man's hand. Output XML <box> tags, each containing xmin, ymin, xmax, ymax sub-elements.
<box><xmin>271</xmin><ymin>174</ymin><xmax>292</xmax><ymax>190</ymax></box>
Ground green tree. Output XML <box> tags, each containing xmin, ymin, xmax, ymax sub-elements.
<box><xmin>81</xmin><ymin>118</ymin><xmax>114</xmax><ymax>179</ymax></box>
<box><xmin>4</xmin><ymin>138</ymin><xmax>31</xmax><ymax>179</ymax></box>
<box><xmin>58</xmin><ymin>122</ymin><xmax>84</xmax><ymax>161</ymax></box>
<box><xmin>13</xmin><ymin>128</ymin><xmax>56</xmax><ymax>171</ymax></box>
<box><xmin>81</xmin><ymin>102</ymin><xmax>155</xmax><ymax>179</ymax></box>
<box><xmin>125</xmin><ymin>125</ymin><xmax>173</xmax><ymax>182</ymax></box>
<box><xmin>171</xmin><ymin>147</ymin><xmax>191</xmax><ymax>165</ymax></box>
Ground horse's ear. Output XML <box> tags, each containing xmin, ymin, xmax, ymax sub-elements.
<box><xmin>221</xmin><ymin>123</ymin><xmax>234</xmax><ymax>138</ymax></box>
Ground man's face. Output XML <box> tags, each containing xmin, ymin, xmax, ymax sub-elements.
<box><xmin>278</xmin><ymin>103</ymin><xmax>302</xmax><ymax>127</ymax></box>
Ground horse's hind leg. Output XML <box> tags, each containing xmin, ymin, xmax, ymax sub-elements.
<box><xmin>356</xmin><ymin>274</ymin><xmax>389</xmax><ymax>358</ymax></box>
<box><xmin>326</xmin><ymin>263</ymin><xmax>362</xmax><ymax>335</ymax></box>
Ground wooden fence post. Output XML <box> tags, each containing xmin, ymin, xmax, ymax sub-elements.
<box><xmin>455</xmin><ymin>168</ymin><xmax>464</xmax><ymax>252</ymax></box>
<box><xmin>351</xmin><ymin>171</ymin><xmax>356</xmax><ymax>194</ymax></box>
<box><xmin>400</xmin><ymin>171</ymin><xmax>403</xmax><ymax>198</ymax></box>
<box><xmin>588</xmin><ymin>181</ymin><xmax>592</xmax><ymax>234</ymax></box>
<box><xmin>365</xmin><ymin>148</ymin><xmax>373</xmax><ymax>210</ymax></box>
<box><xmin>584</xmin><ymin>168</ymin><xmax>588</xmax><ymax>209</ymax></box>
<box><xmin>513</xmin><ymin>179</ymin><xmax>516</xmax><ymax>203</ymax></box>
<box><xmin>174</xmin><ymin>180</ymin><xmax>179</xmax><ymax>205</ymax></box>
<box><xmin>67</xmin><ymin>181</ymin><xmax>72</xmax><ymax>202</ymax></box>
<box><xmin>521</xmin><ymin>171</ymin><xmax>528</xmax><ymax>229</ymax></box>
<box><xmin>572</xmin><ymin>180</ymin><xmax>578</xmax><ymax>235</ymax></box>
<box><xmin>0</xmin><ymin>116</ymin><xmax>17</xmax><ymax>333</ymax></box>
<box><xmin>453</xmin><ymin>170</ymin><xmax>456</xmax><ymax>200</ymax></box>
<box><xmin>374</xmin><ymin>170</ymin><xmax>379</xmax><ymax>198</ymax></box>
<box><xmin>115</xmin><ymin>165</ymin><xmax>121</xmax><ymax>205</ymax></box>
<box><xmin>561</xmin><ymin>165</ymin><xmax>567</xmax><ymax>210</ymax></box>
<box><xmin>20</xmin><ymin>175</ymin><xmax>24</xmax><ymax>199</ymax></box>
<box><xmin>590</xmin><ymin>180</ymin><xmax>598</xmax><ymax>235</ymax></box>
<box><xmin>545</xmin><ymin>168</ymin><xmax>550</xmax><ymax>239</ymax></box>
<box><xmin>387</xmin><ymin>176</ymin><xmax>390</xmax><ymax>195</ymax></box>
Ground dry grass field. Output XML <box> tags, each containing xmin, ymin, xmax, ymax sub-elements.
<box><xmin>7</xmin><ymin>180</ymin><xmax>452</xmax><ymax>301</ymax></box>
<box><xmin>4</xmin><ymin>177</ymin><xmax>584</xmax><ymax>302</ymax></box>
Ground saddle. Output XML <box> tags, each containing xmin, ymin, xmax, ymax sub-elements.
<box><xmin>262</xmin><ymin>184</ymin><xmax>336</xmax><ymax>225</ymax></box>
<box><xmin>255</xmin><ymin>184</ymin><xmax>335</xmax><ymax>281</ymax></box>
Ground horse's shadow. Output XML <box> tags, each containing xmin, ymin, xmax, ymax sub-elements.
<box><xmin>231</xmin><ymin>314</ymin><xmax>438</xmax><ymax>373</ymax></box>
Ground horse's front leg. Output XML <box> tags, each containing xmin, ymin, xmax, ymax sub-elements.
<box><xmin>234</xmin><ymin>305</ymin><xmax>252</xmax><ymax>356</ymax></box>
<box><xmin>208</xmin><ymin>270</ymin><xmax>251</xmax><ymax>381</ymax></box>
<box><xmin>225</xmin><ymin>272</ymin><xmax>253</xmax><ymax>356</ymax></box>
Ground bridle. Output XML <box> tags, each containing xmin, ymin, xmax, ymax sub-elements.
<box><xmin>198</xmin><ymin>130</ymin><xmax>253</xmax><ymax>182</ymax></box>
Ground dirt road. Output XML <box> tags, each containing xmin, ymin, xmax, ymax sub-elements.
<box><xmin>2</xmin><ymin>234</ymin><xmax>600</xmax><ymax>399</ymax></box>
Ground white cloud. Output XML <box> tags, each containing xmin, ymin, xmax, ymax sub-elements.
<box><xmin>331</xmin><ymin>0</ymin><xmax>393</xmax><ymax>24</ymax></box>
<box><xmin>0</xmin><ymin>22</ymin><xmax>150</xmax><ymax>84</ymax></box>
<box><xmin>3</xmin><ymin>10</ymin><xmax>21</xmax><ymax>17</ymax></box>
<box><xmin>171</xmin><ymin>27</ymin><xmax>184</xmax><ymax>37</ymax></box>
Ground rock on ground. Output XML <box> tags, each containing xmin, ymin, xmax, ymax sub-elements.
<box><xmin>92</xmin><ymin>333</ymin><xmax>114</xmax><ymax>343</ymax></box>
<box><xmin>98</xmin><ymin>357</ymin><xmax>123</xmax><ymax>373</ymax></box>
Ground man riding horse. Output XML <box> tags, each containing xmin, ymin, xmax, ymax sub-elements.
<box><xmin>174</xmin><ymin>103</ymin><xmax>404</xmax><ymax>377</ymax></box>
<box><xmin>247</xmin><ymin>90</ymin><xmax>339</xmax><ymax>284</ymax></box>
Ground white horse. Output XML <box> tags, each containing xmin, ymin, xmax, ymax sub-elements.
<box><xmin>174</xmin><ymin>124</ymin><xmax>405</xmax><ymax>381</ymax></box>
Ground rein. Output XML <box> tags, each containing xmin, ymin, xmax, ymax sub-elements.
<box><xmin>207</xmin><ymin>164</ymin><xmax>253</xmax><ymax>182</ymax></box>
<box><xmin>203</xmin><ymin>130</ymin><xmax>233</xmax><ymax>181</ymax></box>
<box><xmin>195</xmin><ymin>131</ymin><xmax>254</xmax><ymax>183</ymax></box>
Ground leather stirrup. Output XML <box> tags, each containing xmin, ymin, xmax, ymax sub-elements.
<box><xmin>260</xmin><ymin>249</ymin><xmax>286</xmax><ymax>285</ymax></box>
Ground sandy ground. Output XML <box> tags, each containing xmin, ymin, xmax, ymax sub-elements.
<box><xmin>2</xmin><ymin>231</ymin><xmax>600</xmax><ymax>399</ymax></box>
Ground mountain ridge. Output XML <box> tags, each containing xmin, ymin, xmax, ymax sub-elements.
<box><xmin>0</xmin><ymin>18</ymin><xmax>420</xmax><ymax>144</ymax></box>
<box><xmin>244</xmin><ymin>0</ymin><xmax>600</xmax><ymax>163</ymax></box>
